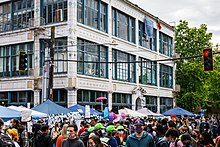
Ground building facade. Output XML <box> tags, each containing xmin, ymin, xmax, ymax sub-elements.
<box><xmin>0</xmin><ymin>0</ymin><xmax>175</xmax><ymax>113</ymax></box>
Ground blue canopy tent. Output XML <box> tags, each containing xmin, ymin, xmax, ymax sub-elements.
<box><xmin>163</xmin><ymin>107</ymin><xmax>194</xmax><ymax>117</ymax></box>
<box><xmin>32</xmin><ymin>99</ymin><xmax>71</xmax><ymax>115</ymax></box>
<box><xmin>69</xmin><ymin>104</ymin><xmax>103</xmax><ymax>116</ymax></box>
<box><xmin>0</xmin><ymin>105</ymin><xmax>21</xmax><ymax>121</ymax></box>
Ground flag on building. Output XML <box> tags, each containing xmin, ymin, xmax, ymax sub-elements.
<box><xmin>144</xmin><ymin>16</ymin><xmax>154</xmax><ymax>38</ymax></box>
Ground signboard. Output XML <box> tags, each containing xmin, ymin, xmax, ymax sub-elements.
<box><xmin>85</xmin><ymin>105</ymin><xmax>90</xmax><ymax>118</ymax></box>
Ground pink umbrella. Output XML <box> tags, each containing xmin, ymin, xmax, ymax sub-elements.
<box><xmin>96</xmin><ymin>97</ymin><xmax>107</xmax><ymax>111</ymax></box>
<box><xmin>96</xmin><ymin>97</ymin><xmax>107</xmax><ymax>101</ymax></box>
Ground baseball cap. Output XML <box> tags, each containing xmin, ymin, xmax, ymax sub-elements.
<box><xmin>171</xmin><ymin>114</ymin><xmax>176</xmax><ymax>118</ymax></box>
<box><xmin>88</xmin><ymin>127</ymin><xmax>95</xmax><ymax>133</ymax></box>
<box><xmin>134</xmin><ymin>119</ymin><xmax>144</xmax><ymax>126</ymax></box>
<box><xmin>106</xmin><ymin>125</ymin><xmax>116</xmax><ymax>132</ymax></box>
<box><xmin>95</xmin><ymin>123</ymin><xmax>105</xmax><ymax>129</ymax></box>
<box><xmin>117</xmin><ymin>125</ymin><xmax>124</xmax><ymax>130</ymax></box>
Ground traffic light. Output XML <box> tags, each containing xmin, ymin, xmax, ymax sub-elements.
<box><xmin>203</xmin><ymin>48</ymin><xmax>213</xmax><ymax>71</ymax></box>
<box><xmin>19</xmin><ymin>51</ymin><xmax>28</xmax><ymax>71</ymax></box>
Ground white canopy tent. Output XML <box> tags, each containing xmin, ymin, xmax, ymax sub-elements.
<box><xmin>119</xmin><ymin>108</ymin><xmax>148</xmax><ymax>118</ymax></box>
<box><xmin>137</xmin><ymin>108</ymin><xmax>164</xmax><ymax>117</ymax></box>
<box><xmin>8</xmin><ymin>106</ymin><xmax>47</xmax><ymax>118</ymax></box>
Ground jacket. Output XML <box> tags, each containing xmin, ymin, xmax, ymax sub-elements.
<box><xmin>126</xmin><ymin>131</ymin><xmax>156</xmax><ymax>147</ymax></box>
<box><xmin>34</xmin><ymin>132</ymin><xmax>53</xmax><ymax>147</ymax></box>
<box><xmin>62</xmin><ymin>137</ymin><xmax>84</xmax><ymax>147</ymax></box>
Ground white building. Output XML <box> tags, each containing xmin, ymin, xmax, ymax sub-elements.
<box><xmin>0</xmin><ymin>0</ymin><xmax>175</xmax><ymax>114</ymax></box>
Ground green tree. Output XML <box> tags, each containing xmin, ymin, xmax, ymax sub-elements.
<box><xmin>175</xmin><ymin>20</ymin><xmax>212</xmax><ymax>112</ymax></box>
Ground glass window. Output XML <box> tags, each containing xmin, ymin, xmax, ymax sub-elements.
<box><xmin>139</xmin><ymin>57</ymin><xmax>157</xmax><ymax>85</ymax></box>
<box><xmin>42</xmin><ymin>0</ymin><xmax>67</xmax><ymax>24</ymax></box>
<box><xmin>9</xmin><ymin>91</ymin><xmax>34</xmax><ymax>105</ymax></box>
<box><xmin>160</xmin><ymin>97</ymin><xmax>173</xmax><ymax>113</ymax></box>
<box><xmin>77</xmin><ymin>89</ymin><xmax>108</xmax><ymax>110</ymax></box>
<box><xmin>52</xmin><ymin>89</ymin><xmax>67</xmax><ymax>107</ymax></box>
<box><xmin>112</xmin><ymin>49</ymin><xmax>136</xmax><ymax>82</ymax></box>
<box><xmin>138</xmin><ymin>21</ymin><xmax>157</xmax><ymax>51</ymax></box>
<box><xmin>77</xmin><ymin>38</ymin><xmax>108</xmax><ymax>78</ymax></box>
<box><xmin>145</xmin><ymin>96</ymin><xmax>157</xmax><ymax>112</ymax></box>
<box><xmin>159</xmin><ymin>32</ymin><xmax>173</xmax><ymax>57</ymax></box>
<box><xmin>40</xmin><ymin>38</ymin><xmax>67</xmax><ymax>75</ymax></box>
<box><xmin>0</xmin><ymin>43</ymin><xmax>34</xmax><ymax>78</ymax></box>
<box><xmin>112</xmin><ymin>8</ymin><xmax>135</xmax><ymax>43</ymax></box>
<box><xmin>160</xmin><ymin>64</ymin><xmax>173</xmax><ymax>88</ymax></box>
<box><xmin>112</xmin><ymin>93</ymin><xmax>132</xmax><ymax>113</ymax></box>
<box><xmin>77</xmin><ymin>0</ymin><xmax>108</xmax><ymax>33</ymax></box>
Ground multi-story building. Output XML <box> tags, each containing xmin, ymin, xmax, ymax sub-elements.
<box><xmin>0</xmin><ymin>0</ymin><xmax>175</xmax><ymax>113</ymax></box>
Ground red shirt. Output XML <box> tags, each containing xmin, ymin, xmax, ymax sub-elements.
<box><xmin>78</xmin><ymin>127</ymin><xmax>85</xmax><ymax>136</ymax></box>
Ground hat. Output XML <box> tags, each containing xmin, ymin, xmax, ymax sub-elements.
<box><xmin>134</xmin><ymin>119</ymin><xmax>144</xmax><ymax>126</ymax></box>
<box><xmin>88</xmin><ymin>127</ymin><xmax>95</xmax><ymax>133</ymax></box>
<box><xmin>171</xmin><ymin>114</ymin><xmax>176</xmax><ymax>118</ymax></box>
<box><xmin>106</xmin><ymin>125</ymin><xmax>116</xmax><ymax>132</ymax></box>
<box><xmin>95</xmin><ymin>123</ymin><xmax>105</xmax><ymax>129</ymax></box>
<box><xmin>117</xmin><ymin>125</ymin><xmax>124</xmax><ymax>130</ymax></box>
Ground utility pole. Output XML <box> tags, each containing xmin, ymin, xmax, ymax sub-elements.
<box><xmin>48</xmin><ymin>26</ymin><xmax>55</xmax><ymax>100</ymax></box>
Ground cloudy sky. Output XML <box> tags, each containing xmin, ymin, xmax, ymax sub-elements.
<box><xmin>130</xmin><ymin>0</ymin><xmax>220</xmax><ymax>45</ymax></box>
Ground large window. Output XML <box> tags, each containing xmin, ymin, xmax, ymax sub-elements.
<box><xmin>0</xmin><ymin>43</ymin><xmax>34</xmax><ymax>78</ymax></box>
<box><xmin>160</xmin><ymin>97</ymin><xmax>173</xmax><ymax>113</ymax></box>
<box><xmin>112</xmin><ymin>93</ymin><xmax>132</xmax><ymax>113</ymax></box>
<box><xmin>77</xmin><ymin>89</ymin><xmax>108</xmax><ymax>111</ymax></box>
<box><xmin>160</xmin><ymin>64</ymin><xmax>173</xmax><ymax>88</ymax></box>
<box><xmin>42</xmin><ymin>0</ymin><xmax>67</xmax><ymax>24</ymax></box>
<box><xmin>138</xmin><ymin>21</ymin><xmax>156</xmax><ymax>51</ymax></box>
<box><xmin>139</xmin><ymin>57</ymin><xmax>157</xmax><ymax>85</ymax></box>
<box><xmin>9</xmin><ymin>91</ymin><xmax>34</xmax><ymax>105</ymax></box>
<box><xmin>159</xmin><ymin>32</ymin><xmax>173</xmax><ymax>57</ymax></box>
<box><xmin>77</xmin><ymin>0</ymin><xmax>108</xmax><ymax>33</ymax></box>
<box><xmin>0</xmin><ymin>0</ymin><xmax>34</xmax><ymax>32</ymax></box>
<box><xmin>53</xmin><ymin>89</ymin><xmax>67</xmax><ymax>107</ymax></box>
<box><xmin>112</xmin><ymin>8</ymin><xmax>135</xmax><ymax>43</ymax></box>
<box><xmin>40</xmin><ymin>37</ymin><xmax>68</xmax><ymax>75</ymax></box>
<box><xmin>77</xmin><ymin>38</ymin><xmax>108</xmax><ymax>78</ymax></box>
<box><xmin>145</xmin><ymin>96</ymin><xmax>157</xmax><ymax>113</ymax></box>
<box><xmin>112</xmin><ymin>50</ymin><xmax>136</xmax><ymax>82</ymax></box>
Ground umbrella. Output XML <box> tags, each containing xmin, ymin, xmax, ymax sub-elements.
<box><xmin>96</xmin><ymin>97</ymin><xmax>107</xmax><ymax>111</ymax></box>
<box><xmin>96</xmin><ymin>97</ymin><xmax>107</xmax><ymax>101</ymax></box>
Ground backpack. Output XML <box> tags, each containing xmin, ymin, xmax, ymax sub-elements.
<box><xmin>156</xmin><ymin>138</ymin><xmax>169</xmax><ymax>147</ymax></box>
<box><xmin>0</xmin><ymin>132</ymin><xmax>15</xmax><ymax>147</ymax></box>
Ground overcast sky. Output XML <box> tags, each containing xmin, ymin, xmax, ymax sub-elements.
<box><xmin>130</xmin><ymin>0</ymin><xmax>220</xmax><ymax>45</ymax></box>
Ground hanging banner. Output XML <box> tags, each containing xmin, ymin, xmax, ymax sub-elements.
<box><xmin>85</xmin><ymin>105</ymin><xmax>91</xmax><ymax>118</ymax></box>
<box><xmin>144</xmin><ymin>16</ymin><xmax>154</xmax><ymax>38</ymax></box>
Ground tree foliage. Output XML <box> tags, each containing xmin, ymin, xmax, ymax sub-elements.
<box><xmin>175</xmin><ymin>20</ymin><xmax>214</xmax><ymax>112</ymax></box>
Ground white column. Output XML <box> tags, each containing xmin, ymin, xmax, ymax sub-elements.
<box><xmin>67</xmin><ymin>0</ymin><xmax>78</xmax><ymax>107</ymax></box>
<box><xmin>108</xmin><ymin>92</ymin><xmax>113</xmax><ymax>111</ymax></box>
<box><xmin>68</xmin><ymin>89</ymin><xmax>77</xmax><ymax>107</ymax></box>
<box><xmin>157</xmin><ymin>96</ymin><xmax>160</xmax><ymax>113</ymax></box>
<box><xmin>34</xmin><ymin>90</ymin><xmax>40</xmax><ymax>106</ymax></box>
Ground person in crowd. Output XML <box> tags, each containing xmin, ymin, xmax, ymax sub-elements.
<box><xmin>0</xmin><ymin>118</ymin><xmax>15</xmax><ymax>147</ymax></box>
<box><xmin>200</xmin><ymin>131</ymin><xmax>215</xmax><ymax>147</ymax></box>
<box><xmin>126</xmin><ymin>119</ymin><xmax>155</xmax><ymax>147</ymax></box>
<box><xmin>191</xmin><ymin>129</ymin><xmax>200</xmax><ymax>146</ymax></box>
<box><xmin>35</xmin><ymin>124</ymin><xmax>53</xmax><ymax>147</ymax></box>
<box><xmin>156</xmin><ymin>128</ymin><xmax>178</xmax><ymax>147</ymax></box>
<box><xmin>56</xmin><ymin>124</ymin><xmax>68</xmax><ymax>147</ymax></box>
<box><xmin>6</xmin><ymin>128</ymin><xmax>20</xmax><ymax>147</ymax></box>
<box><xmin>62</xmin><ymin>124</ymin><xmax>84</xmax><ymax>147</ymax></box>
<box><xmin>81</xmin><ymin>126</ymin><xmax>94</xmax><ymax>147</ymax></box>
<box><xmin>181</xmin><ymin>133</ymin><xmax>192</xmax><ymax>147</ymax></box>
<box><xmin>115</xmin><ymin>125</ymin><xmax>127</xmax><ymax>146</ymax></box>
<box><xmin>10</xmin><ymin>118</ymin><xmax>24</xmax><ymax>147</ymax></box>
<box><xmin>103</xmin><ymin>125</ymin><xmax>118</xmax><ymax>147</ymax></box>
<box><xmin>88</xmin><ymin>135</ymin><xmax>105</xmax><ymax>147</ymax></box>
<box><xmin>51</xmin><ymin>122</ymin><xmax>60</xmax><ymax>146</ymax></box>
<box><xmin>170</xmin><ymin>114</ymin><xmax>177</xmax><ymax>125</ymax></box>
<box><xmin>94</xmin><ymin>123</ymin><xmax>105</xmax><ymax>138</ymax></box>
<box><xmin>78</xmin><ymin>121</ymin><xmax>85</xmax><ymax>136</ymax></box>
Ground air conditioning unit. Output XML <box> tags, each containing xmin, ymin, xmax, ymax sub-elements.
<box><xmin>55</xmin><ymin>9</ymin><xmax>63</xmax><ymax>22</ymax></box>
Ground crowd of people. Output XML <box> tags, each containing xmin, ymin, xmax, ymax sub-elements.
<box><xmin>1</xmin><ymin>114</ymin><xmax>220</xmax><ymax>147</ymax></box>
